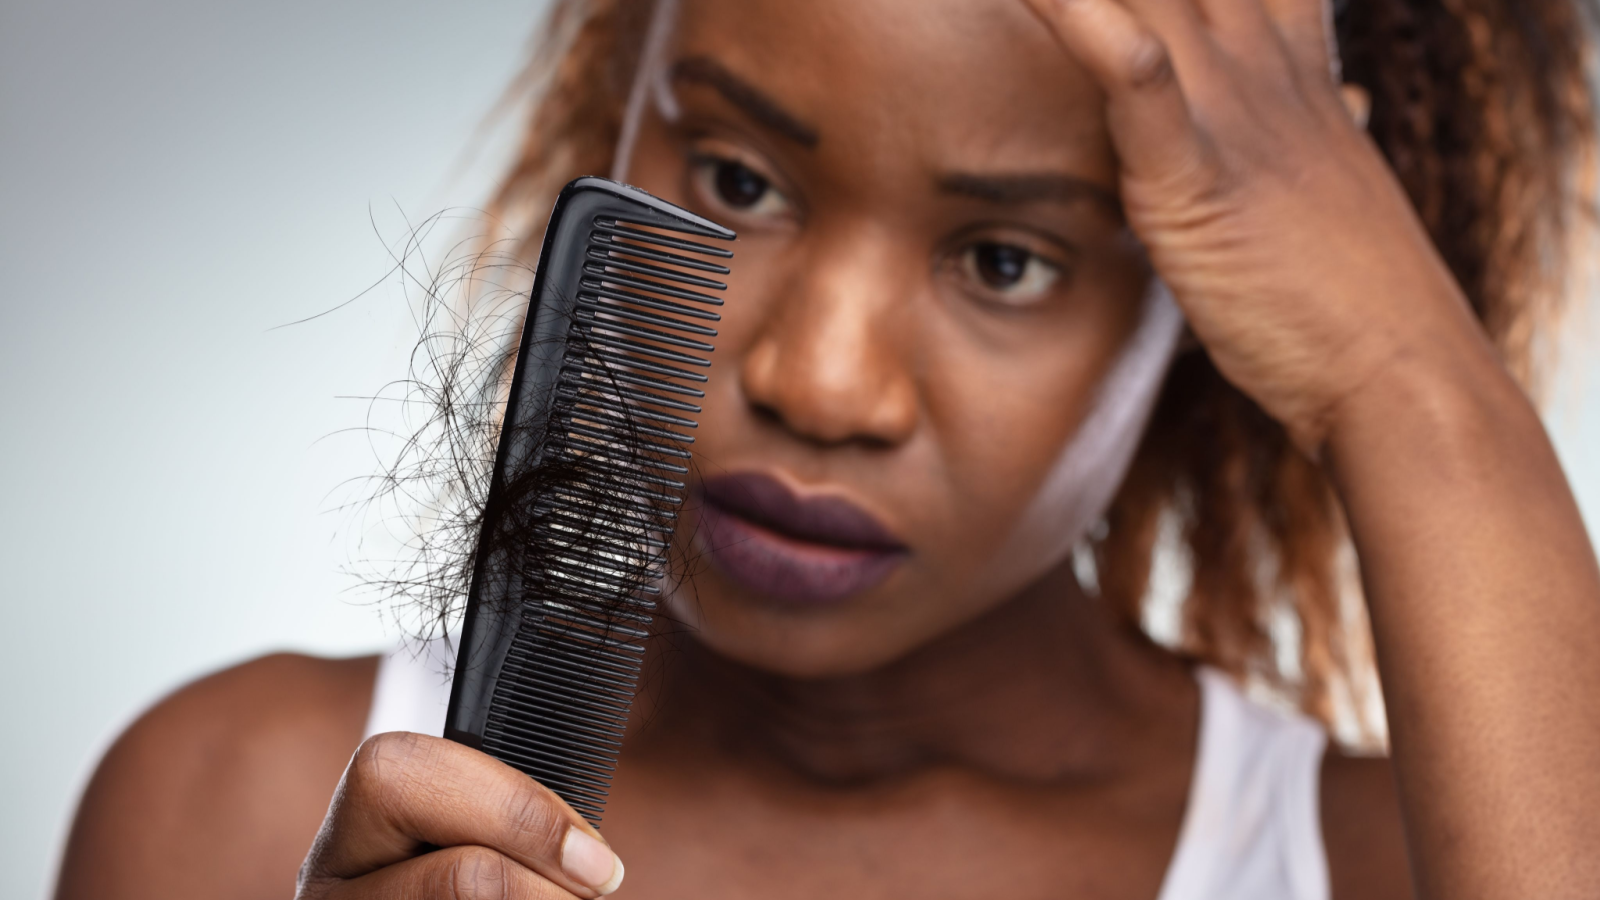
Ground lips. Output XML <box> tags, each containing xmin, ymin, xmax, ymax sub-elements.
<box><xmin>694</xmin><ymin>472</ymin><xmax>908</xmax><ymax>603</ymax></box>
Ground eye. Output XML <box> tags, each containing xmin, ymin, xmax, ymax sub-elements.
<box><xmin>959</xmin><ymin>242</ymin><xmax>1063</xmax><ymax>303</ymax></box>
<box><xmin>714</xmin><ymin>160</ymin><xmax>768</xmax><ymax>207</ymax></box>
<box><xmin>692</xmin><ymin>157</ymin><xmax>792</xmax><ymax>219</ymax></box>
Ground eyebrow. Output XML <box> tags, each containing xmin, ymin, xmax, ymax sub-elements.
<box><xmin>671</xmin><ymin>56</ymin><xmax>821</xmax><ymax>148</ymax></box>
<box><xmin>937</xmin><ymin>172</ymin><xmax>1121</xmax><ymax>214</ymax></box>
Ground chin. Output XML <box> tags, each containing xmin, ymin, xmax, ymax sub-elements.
<box><xmin>660</xmin><ymin>574</ymin><xmax>980</xmax><ymax>680</ymax></box>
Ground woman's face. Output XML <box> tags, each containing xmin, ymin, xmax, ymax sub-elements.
<box><xmin>625</xmin><ymin>0</ymin><xmax>1150</xmax><ymax>677</ymax></box>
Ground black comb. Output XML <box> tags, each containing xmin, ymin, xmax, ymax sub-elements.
<box><xmin>445</xmin><ymin>176</ymin><xmax>734</xmax><ymax>827</ymax></box>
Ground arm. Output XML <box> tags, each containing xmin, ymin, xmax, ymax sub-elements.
<box><xmin>1326</xmin><ymin>324</ymin><xmax>1600</xmax><ymax>898</ymax></box>
<box><xmin>1024</xmin><ymin>0</ymin><xmax>1600</xmax><ymax>896</ymax></box>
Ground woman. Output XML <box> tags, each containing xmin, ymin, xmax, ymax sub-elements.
<box><xmin>53</xmin><ymin>0</ymin><xmax>1600</xmax><ymax>897</ymax></box>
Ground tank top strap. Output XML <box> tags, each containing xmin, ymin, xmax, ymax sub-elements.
<box><xmin>363</xmin><ymin>636</ymin><xmax>455</xmax><ymax>740</ymax></box>
<box><xmin>1156</xmin><ymin>666</ymin><xmax>1330</xmax><ymax>900</ymax></box>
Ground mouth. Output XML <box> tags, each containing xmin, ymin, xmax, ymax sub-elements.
<box><xmin>693</xmin><ymin>471</ymin><xmax>909</xmax><ymax>604</ymax></box>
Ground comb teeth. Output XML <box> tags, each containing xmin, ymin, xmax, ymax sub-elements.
<box><xmin>479</xmin><ymin>208</ymin><xmax>732</xmax><ymax>828</ymax></box>
<box><xmin>594</xmin><ymin>218</ymin><xmax>735</xmax><ymax>258</ymax></box>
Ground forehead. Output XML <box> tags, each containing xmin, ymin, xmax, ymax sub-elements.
<box><xmin>671</xmin><ymin>0</ymin><xmax>1114</xmax><ymax>184</ymax></box>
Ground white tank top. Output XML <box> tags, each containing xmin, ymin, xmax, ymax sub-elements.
<box><xmin>365</xmin><ymin>643</ymin><xmax>1329</xmax><ymax>900</ymax></box>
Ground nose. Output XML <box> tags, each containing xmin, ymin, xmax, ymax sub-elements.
<box><xmin>739</xmin><ymin>227</ymin><xmax>920</xmax><ymax>448</ymax></box>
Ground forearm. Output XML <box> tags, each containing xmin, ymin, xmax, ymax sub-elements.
<box><xmin>1326</xmin><ymin>330</ymin><xmax>1600</xmax><ymax>899</ymax></box>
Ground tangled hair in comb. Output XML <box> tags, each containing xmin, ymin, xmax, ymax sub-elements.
<box><xmin>342</xmin><ymin>219</ymin><xmax>534</xmax><ymax>641</ymax></box>
<box><xmin>347</xmin><ymin>214</ymin><xmax>693</xmax><ymax>650</ymax></box>
<box><xmin>375</xmin><ymin>0</ymin><xmax>1596</xmax><ymax>746</ymax></box>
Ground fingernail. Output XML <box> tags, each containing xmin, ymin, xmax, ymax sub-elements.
<box><xmin>562</xmin><ymin>826</ymin><xmax>625</xmax><ymax>895</ymax></box>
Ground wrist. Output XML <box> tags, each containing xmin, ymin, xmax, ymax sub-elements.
<box><xmin>1320</xmin><ymin>321</ymin><xmax>1535</xmax><ymax>484</ymax></box>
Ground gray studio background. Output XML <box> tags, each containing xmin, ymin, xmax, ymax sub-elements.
<box><xmin>2</xmin><ymin>1</ymin><xmax>1598</xmax><ymax>898</ymax></box>
<box><xmin>0</xmin><ymin>1</ymin><xmax>550</xmax><ymax>896</ymax></box>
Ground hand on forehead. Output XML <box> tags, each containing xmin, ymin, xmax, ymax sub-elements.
<box><xmin>1100</xmin><ymin>0</ymin><xmax>1339</xmax><ymax>70</ymax></box>
<box><xmin>657</xmin><ymin>0</ymin><xmax>1353</xmax><ymax>189</ymax></box>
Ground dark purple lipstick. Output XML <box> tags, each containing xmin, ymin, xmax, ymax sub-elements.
<box><xmin>695</xmin><ymin>472</ymin><xmax>908</xmax><ymax>603</ymax></box>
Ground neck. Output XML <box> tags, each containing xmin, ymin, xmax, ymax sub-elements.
<box><xmin>632</xmin><ymin>562</ymin><xmax>1197</xmax><ymax>785</ymax></box>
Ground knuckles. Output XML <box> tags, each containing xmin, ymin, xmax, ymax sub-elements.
<box><xmin>1121</xmin><ymin>34</ymin><xmax>1176</xmax><ymax>91</ymax></box>
<box><xmin>347</xmin><ymin>732</ymin><xmax>572</xmax><ymax>867</ymax></box>
<box><xmin>296</xmin><ymin>734</ymin><xmax>577</xmax><ymax>899</ymax></box>
<box><xmin>432</xmin><ymin>846</ymin><xmax>569</xmax><ymax>900</ymax></box>
<box><xmin>500</xmin><ymin>780</ymin><xmax>569</xmax><ymax>859</ymax></box>
<box><xmin>353</xmin><ymin>730</ymin><xmax>435</xmax><ymax>774</ymax></box>
<box><xmin>346</xmin><ymin>731</ymin><xmax>444</xmax><ymax>810</ymax></box>
<box><xmin>437</xmin><ymin>846</ymin><xmax>516</xmax><ymax>900</ymax></box>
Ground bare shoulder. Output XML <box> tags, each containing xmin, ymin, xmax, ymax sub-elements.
<box><xmin>55</xmin><ymin>652</ymin><xmax>379</xmax><ymax>900</ymax></box>
<box><xmin>1321</xmin><ymin>750</ymin><xmax>1413</xmax><ymax>900</ymax></box>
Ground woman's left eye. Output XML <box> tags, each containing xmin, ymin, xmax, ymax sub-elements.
<box><xmin>959</xmin><ymin>242</ymin><xmax>1062</xmax><ymax>303</ymax></box>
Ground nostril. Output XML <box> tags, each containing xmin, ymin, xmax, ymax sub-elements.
<box><xmin>748</xmin><ymin>399</ymin><xmax>786</xmax><ymax>430</ymax></box>
<box><xmin>746</xmin><ymin>394</ymin><xmax>902</xmax><ymax>450</ymax></box>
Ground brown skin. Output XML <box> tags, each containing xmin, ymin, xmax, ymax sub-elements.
<box><xmin>601</xmin><ymin>570</ymin><xmax>1200</xmax><ymax>900</ymax></box>
<box><xmin>54</xmin><ymin>654</ymin><xmax>375</xmax><ymax>900</ymax></box>
<box><xmin>56</xmin><ymin>0</ymin><xmax>1600</xmax><ymax>897</ymax></box>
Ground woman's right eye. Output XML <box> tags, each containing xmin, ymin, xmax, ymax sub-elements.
<box><xmin>692</xmin><ymin>157</ymin><xmax>792</xmax><ymax>219</ymax></box>
<box><xmin>714</xmin><ymin>161</ymin><xmax>768</xmax><ymax>207</ymax></box>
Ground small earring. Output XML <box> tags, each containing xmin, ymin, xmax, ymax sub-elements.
<box><xmin>1338</xmin><ymin>84</ymin><xmax>1372</xmax><ymax>131</ymax></box>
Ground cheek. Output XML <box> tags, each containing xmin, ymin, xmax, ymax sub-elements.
<box><xmin>912</xmin><ymin>286</ymin><xmax>1136</xmax><ymax>587</ymax></box>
